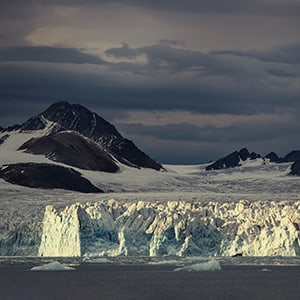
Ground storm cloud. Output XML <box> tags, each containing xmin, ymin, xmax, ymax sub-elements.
<box><xmin>0</xmin><ymin>0</ymin><xmax>299</xmax><ymax>163</ymax></box>
<box><xmin>0</xmin><ymin>46</ymin><xmax>106</xmax><ymax>64</ymax></box>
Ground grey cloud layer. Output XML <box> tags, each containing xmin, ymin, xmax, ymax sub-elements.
<box><xmin>4</xmin><ymin>0</ymin><xmax>299</xmax><ymax>16</ymax></box>
<box><xmin>0</xmin><ymin>0</ymin><xmax>299</xmax><ymax>163</ymax></box>
<box><xmin>117</xmin><ymin>119</ymin><xmax>299</xmax><ymax>143</ymax></box>
<box><xmin>0</xmin><ymin>42</ymin><xmax>299</xmax><ymax>116</ymax></box>
<box><xmin>213</xmin><ymin>43</ymin><xmax>300</xmax><ymax>64</ymax></box>
<box><xmin>0</xmin><ymin>47</ymin><xmax>107</xmax><ymax>64</ymax></box>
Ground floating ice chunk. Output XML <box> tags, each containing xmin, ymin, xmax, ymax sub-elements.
<box><xmin>149</xmin><ymin>259</ymin><xmax>181</xmax><ymax>265</ymax></box>
<box><xmin>30</xmin><ymin>261</ymin><xmax>75</xmax><ymax>271</ymax></box>
<box><xmin>261</xmin><ymin>268</ymin><xmax>272</xmax><ymax>272</ymax></box>
<box><xmin>83</xmin><ymin>257</ymin><xmax>112</xmax><ymax>263</ymax></box>
<box><xmin>174</xmin><ymin>259</ymin><xmax>221</xmax><ymax>272</ymax></box>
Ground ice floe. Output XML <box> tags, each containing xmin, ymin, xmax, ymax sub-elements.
<box><xmin>174</xmin><ymin>259</ymin><xmax>221</xmax><ymax>272</ymax></box>
<box><xmin>30</xmin><ymin>261</ymin><xmax>75</xmax><ymax>271</ymax></box>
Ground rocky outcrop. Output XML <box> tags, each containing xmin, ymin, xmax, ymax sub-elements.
<box><xmin>18</xmin><ymin>132</ymin><xmax>119</xmax><ymax>173</ymax></box>
<box><xmin>0</xmin><ymin>163</ymin><xmax>102</xmax><ymax>193</ymax></box>
<box><xmin>0</xmin><ymin>134</ymin><xmax>9</xmax><ymax>145</ymax></box>
<box><xmin>37</xmin><ymin>199</ymin><xmax>300</xmax><ymax>257</ymax></box>
<box><xmin>266</xmin><ymin>152</ymin><xmax>283</xmax><ymax>163</ymax></box>
<box><xmin>290</xmin><ymin>160</ymin><xmax>300</xmax><ymax>176</ymax></box>
<box><xmin>284</xmin><ymin>151</ymin><xmax>300</xmax><ymax>163</ymax></box>
<box><xmin>205</xmin><ymin>147</ymin><xmax>300</xmax><ymax>171</ymax></box>
<box><xmin>206</xmin><ymin>148</ymin><xmax>260</xmax><ymax>170</ymax></box>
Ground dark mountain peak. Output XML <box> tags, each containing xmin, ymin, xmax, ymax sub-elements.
<box><xmin>41</xmin><ymin>100</ymin><xmax>72</xmax><ymax>120</ymax></box>
<box><xmin>290</xmin><ymin>160</ymin><xmax>300</xmax><ymax>176</ymax></box>
<box><xmin>249</xmin><ymin>152</ymin><xmax>261</xmax><ymax>160</ymax></box>
<box><xmin>206</xmin><ymin>147</ymin><xmax>261</xmax><ymax>171</ymax></box>
<box><xmin>265</xmin><ymin>152</ymin><xmax>282</xmax><ymax>163</ymax></box>
<box><xmin>284</xmin><ymin>150</ymin><xmax>300</xmax><ymax>163</ymax></box>
<box><xmin>238</xmin><ymin>148</ymin><xmax>250</xmax><ymax>161</ymax></box>
<box><xmin>206</xmin><ymin>147</ymin><xmax>300</xmax><ymax>171</ymax></box>
<box><xmin>206</xmin><ymin>150</ymin><xmax>240</xmax><ymax>171</ymax></box>
<box><xmin>39</xmin><ymin>100</ymin><xmax>122</xmax><ymax>140</ymax></box>
<box><xmin>15</xmin><ymin>101</ymin><xmax>163</xmax><ymax>171</ymax></box>
<box><xmin>21</xmin><ymin>116</ymin><xmax>47</xmax><ymax>131</ymax></box>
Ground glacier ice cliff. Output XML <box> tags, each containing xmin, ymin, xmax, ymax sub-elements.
<box><xmin>0</xmin><ymin>223</ymin><xmax>41</xmax><ymax>256</ymax></box>
<box><xmin>36</xmin><ymin>199</ymin><xmax>300</xmax><ymax>257</ymax></box>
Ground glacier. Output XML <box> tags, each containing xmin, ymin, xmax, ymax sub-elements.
<box><xmin>35</xmin><ymin>199</ymin><xmax>300</xmax><ymax>257</ymax></box>
<box><xmin>1</xmin><ymin>161</ymin><xmax>300</xmax><ymax>257</ymax></box>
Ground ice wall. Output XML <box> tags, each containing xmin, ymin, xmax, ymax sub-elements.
<box><xmin>0</xmin><ymin>224</ymin><xmax>41</xmax><ymax>256</ymax></box>
<box><xmin>38</xmin><ymin>199</ymin><xmax>300</xmax><ymax>257</ymax></box>
<box><xmin>38</xmin><ymin>205</ymin><xmax>82</xmax><ymax>256</ymax></box>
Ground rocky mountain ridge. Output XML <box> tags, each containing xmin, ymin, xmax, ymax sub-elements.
<box><xmin>206</xmin><ymin>147</ymin><xmax>300</xmax><ymax>173</ymax></box>
<box><xmin>20</xmin><ymin>101</ymin><xmax>163</xmax><ymax>170</ymax></box>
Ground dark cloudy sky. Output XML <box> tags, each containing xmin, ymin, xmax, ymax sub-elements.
<box><xmin>0</xmin><ymin>0</ymin><xmax>299</xmax><ymax>163</ymax></box>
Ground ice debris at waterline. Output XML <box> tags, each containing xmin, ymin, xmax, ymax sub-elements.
<box><xmin>35</xmin><ymin>199</ymin><xmax>300</xmax><ymax>257</ymax></box>
<box><xmin>30</xmin><ymin>261</ymin><xmax>75</xmax><ymax>271</ymax></box>
<box><xmin>174</xmin><ymin>259</ymin><xmax>221</xmax><ymax>272</ymax></box>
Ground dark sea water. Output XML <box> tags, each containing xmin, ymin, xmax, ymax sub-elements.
<box><xmin>0</xmin><ymin>262</ymin><xmax>300</xmax><ymax>300</ymax></box>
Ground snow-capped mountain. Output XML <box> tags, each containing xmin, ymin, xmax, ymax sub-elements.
<box><xmin>206</xmin><ymin>148</ymin><xmax>261</xmax><ymax>170</ymax></box>
<box><xmin>20</xmin><ymin>101</ymin><xmax>162</xmax><ymax>170</ymax></box>
<box><xmin>0</xmin><ymin>101</ymin><xmax>163</xmax><ymax>192</ymax></box>
<box><xmin>206</xmin><ymin>147</ymin><xmax>300</xmax><ymax>171</ymax></box>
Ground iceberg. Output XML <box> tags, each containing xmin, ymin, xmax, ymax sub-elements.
<box><xmin>30</xmin><ymin>261</ymin><xmax>75</xmax><ymax>271</ymax></box>
<box><xmin>174</xmin><ymin>259</ymin><xmax>221</xmax><ymax>272</ymax></box>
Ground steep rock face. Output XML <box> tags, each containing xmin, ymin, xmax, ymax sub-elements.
<box><xmin>0</xmin><ymin>163</ymin><xmax>103</xmax><ymax>193</ymax></box>
<box><xmin>206</xmin><ymin>148</ymin><xmax>260</xmax><ymax>170</ymax></box>
<box><xmin>18</xmin><ymin>132</ymin><xmax>119</xmax><ymax>173</ymax></box>
<box><xmin>290</xmin><ymin>160</ymin><xmax>300</xmax><ymax>176</ymax></box>
<box><xmin>20</xmin><ymin>101</ymin><xmax>162</xmax><ymax>170</ymax></box>
<box><xmin>266</xmin><ymin>152</ymin><xmax>282</xmax><ymax>163</ymax></box>
<box><xmin>284</xmin><ymin>150</ymin><xmax>300</xmax><ymax>163</ymax></box>
<box><xmin>38</xmin><ymin>199</ymin><xmax>300</xmax><ymax>257</ymax></box>
<box><xmin>0</xmin><ymin>134</ymin><xmax>9</xmax><ymax>145</ymax></box>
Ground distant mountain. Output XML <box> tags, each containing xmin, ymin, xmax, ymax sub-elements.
<box><xmin>283</xmin><ymin>150</ymin><xmax>300</xmax><ymax>163</ymax></box>
<box><xmin>206</xmin><ymin>147</ymin><xmax>300</xmax><ymax>175</ymax></box>
<box><xmin>290</xmin><ymin>160</ymin><xmax>300</xmax><ymax>176</ymax></box>
<box><xmin>0</xmin><ymin>101</ymin><xmax>163</xmax><ymax>192</ymax></box>
<box><xmin>206</xmin><ymin>148</ymin><xmax>261</xmax><ymax>171</ymax></box>
<box><xmin>265</xmin><ymin>152</ymin><xmax>283</xmax><ymax>163</ymax></box>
